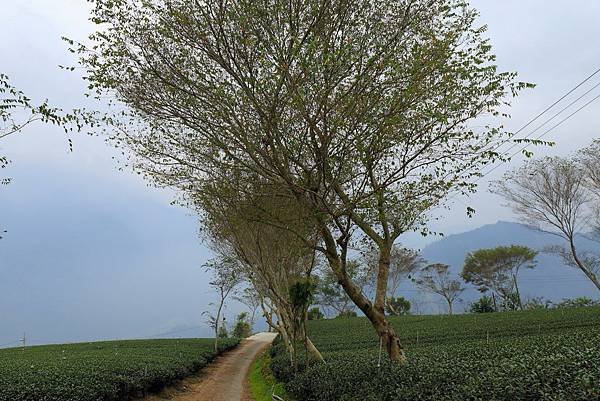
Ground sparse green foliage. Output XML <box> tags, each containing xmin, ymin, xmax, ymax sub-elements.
<box><xmin>0</xmin><ymin>73</ymin><xmax>79</xmax><ymax>237</ymax></box>
<box><xmin>307</xmin><ymin>307</ymin><xmax>324</xmax><ymax>321</ymax></box>
<box><xmin>218</xmin><ymin>324</ymin><xmax>229</xmax><ymax>339</ymax></box>
<box><xmin>416</xmin><ymin>264</ymin><xmax>464</xmax><ymax>315</ymax></box>
<box><xmin>462</xmin><ymin>245</ymin><xmax>538</xmax><ymax>310</ymax></box>
<box><xmin>469</xmin><ymin>295</ymin><xmax>496</xmax><ymax>313</ymax></box>
<box><xmin>76</xmin><ymin>0</ymin><xmax>531</xmax><ymax>362</ymax></box>
<box><xmin>385</xmin><ymin>297</ymin><xmax>411</xmax><ymax>316</ymax></box>
<box><xmin>232</xmin><ymin>312</ymin><xmax>252</xmax><ymax>338</ymax></box>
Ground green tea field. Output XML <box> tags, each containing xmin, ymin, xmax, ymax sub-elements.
<box><xmin>0</xmin><ymin>338</ymin><xmax>239</xmax><ymax>401</ymax></box>
<box><xmin>271</xmin><ymin>308</ymin><xmax>600</xmax><ymax>401</ymax></box>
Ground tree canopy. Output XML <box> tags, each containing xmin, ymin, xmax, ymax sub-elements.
<box><xmin>462</xmin><ymin>245</ymin><xmax>537</xmax><ymax>310</ymax></box>
<box><xmin>74</xmin><ymin>0</ymin><xmax>530</xmax><ymax>362</ymax></box>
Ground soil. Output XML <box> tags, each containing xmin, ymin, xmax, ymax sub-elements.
<box><xmin>142</xmin><ymin>332</ymin><xmax>277</xmax><ymax>401</ymax></box>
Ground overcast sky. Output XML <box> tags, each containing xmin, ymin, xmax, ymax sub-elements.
<box><xmin>0</xmin><ymin>0</ymin><xmax>599</xmax><ymax>346</ymax></box>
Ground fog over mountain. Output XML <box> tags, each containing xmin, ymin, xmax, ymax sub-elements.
<box><xmin>408</xmin><ymin>221</ymin><xmax>599</xmax><ymax>313</ymax></box>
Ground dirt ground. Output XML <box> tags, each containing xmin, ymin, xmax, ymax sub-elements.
<box><xmin>142</xmin><ymin>332</ymin><xmax>277</xmax><ymax>401</ymax></box>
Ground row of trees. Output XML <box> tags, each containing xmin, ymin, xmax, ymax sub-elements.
<box><xmin>312</xmin><ymin>244</ymin><xmax>539</xmax><ymax>317</ymax></box>
<box><xmin>74</xmin><ymin>0</ymin><xmax>531</xmax><ymax>363</ymax></box>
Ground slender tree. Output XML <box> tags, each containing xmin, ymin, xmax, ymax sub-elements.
<box><xmin>494</xmin><ymin>158</ymin><xmax>599</xmax><ymax>290</ymax></box>
<box><xmin>203</xmin><ymin>257</ymin><xmax>242</xmax><ymax>352</ymax></box>
<box><xmin>579</xmin><ymin>139</ymin><xmax>600</xmax><ymax>239</ymax></box>
<box><xmin>315</xmin><ymin>259</ymin><xmax>368</xmax><ymax>317</ymax></box>
<box><xmin>77</xmin><ymin>0</ymin><xmax>531</xmax><ymax>361</ymax></box>
<box><xmin>462</xmin><ymin>245</ymin><xmax>538</xmax><ymax>310</ymax></box>
<box><xmin>416</xmin><ymin>263</ymin><xmax>464</xmax><ymax>315</ymax></box>
<box><xmin>233</xmin><ymin>287</ymin><xmax>262</xmax><ymax>328</ymax></box>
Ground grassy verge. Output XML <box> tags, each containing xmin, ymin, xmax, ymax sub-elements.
<box><xmin>249</xmin><ymin>349</ymin><xmax>292</xmax><ymax>401</ymax></box>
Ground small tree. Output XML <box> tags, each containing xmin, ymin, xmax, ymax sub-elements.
<box><xmin>385</xmin><ymin>297</ymin><xmax>411</xmax><ymax>316</ymax></box>
<box><xmin>307</xmin><ymin>307</ymin><xmax>324</xmax><ymax>321</ymax></box>
<box><xmin>494</xmin><ymin>158</ymin><xmax>599</xmax><ymax>290</ymax></box>
<box><xmin>470</xmin><ymin>296</ymin><xmax>496</xmax><ymax>313</ymax></box>
<box><xmin>203</xmin><ymin>257</ymin><xmax>241</xmax><ymax>352</ymax></box>
<box><xmin>416</xmin><ymin>264</ymin><xmax>464</xmax><ymax>315</ymax></box>
<box><xmin>462</xmin><ymin>245</ymin><xmax>537</xmax><ymax>310</ymax></box>
<box><xmin>217</xmin><ymin>323</ymin><xmax>229</xmax><ymax>339</ymax></box>
<box><xmin>234</xmin><ymin>287</ymin><xmax>261</xmax><ymax>328</ymax></box>
<box><xmin>232</xmin><ymin>312</ymin><xmax>252</xmax><ymax>338</ymax></box>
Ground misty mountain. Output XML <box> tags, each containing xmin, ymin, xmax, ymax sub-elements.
<box><xmin>400</xmin><ymin>221</ymin><xmax>599</xmax><ymax>314</ymax></box>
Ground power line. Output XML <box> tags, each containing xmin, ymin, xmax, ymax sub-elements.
<box><xmin>443</xmin><ymin>66</ymin><xmax>600</xmax><ymax>209</ymax></box>
<box><xmin>478</xmin><ymin>91</ymin><xmax>600</xmax><ymax>180</ymax></box>
<box><xmin>494</xmin><ymin>80</ymin><xmax>600</xmax><ymax>157</ymax></box>
<box><xmin>502</xmin><ymin>66</ymin><xmax>600</xmax><ymax>143</ymax></box>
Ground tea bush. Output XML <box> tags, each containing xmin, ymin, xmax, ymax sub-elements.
<box><xmin>272</xmin><ymin>307</ymin><xmax>600</xmax><ymax>401</ymax></box>
<box><xmin>0</xmin><ymin>337</ymin><xmax>238</xmax><ymax>401</ymax></box>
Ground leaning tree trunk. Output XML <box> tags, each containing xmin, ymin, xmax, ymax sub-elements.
<box><xmin>321</xmin><ymin>228</ymin><xmax>406</xmax><ymax>363</ymax></box>
<box><xmin>569</xmin><ymin>237</ymin><xmax>600</xmax><ymax>290</ymax></box>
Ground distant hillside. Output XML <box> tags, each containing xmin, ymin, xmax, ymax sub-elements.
<box><xmin>399</xmin><ymin>221</ymin><xmax>598</xmax><ymax>314</ymax></box>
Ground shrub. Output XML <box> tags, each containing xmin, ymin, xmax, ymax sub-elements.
<box><xmin>469</xmin><ymin>295</ymin><xmax>496</xmax><ymax>313</ymax></box>
<box><xmin>554</xmin><ymin>296</ymin><xmax>600</xmax><ymax>309</ymax></box>
<box><xmin>336</xmin><ymin>310</ymin><xmax>357</xmax><ymax>318</ymax></box>
<box><xmin>271</xmin><ymin>307</ymin><xmax>600</xmax><ymax>401</ymax></box>
<box><xmin>307</xmin><ymin>307</ymin><xmax>324</xmax><ymax>320</ymax></box>
<box><xmin>232</xmin><ymin>312</ymin><xmax>252</xmax><ymax>338</ymax></box>
<box><xmin>386</xmin><ymin>296</ymin><xmax>411</xmax><ymax>316</ymax></box>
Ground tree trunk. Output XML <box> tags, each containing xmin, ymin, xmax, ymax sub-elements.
<box><xmin>447</xmin><ymin>299</ymin><xmax>453</xmax><ymax>315</ymax></box>
<box><xmin>569</xmin><ymin>237</ymin><xmax>600</xmax><ymax>290</ymax></box>
<box><xmin>512</xmin><ymin>274</ymin><xmax>524</xmax><ymax>310</ymax></box>
<box><xmin>321</xmin><ymin>228</ymin><xmax>406</xmax><ymax>363</ymax></box>
<box><xmin>306</xmin><ymin>336</ymin><xmax>325</xmax><ymax>363</ymax></box>
<box><xmin>214</xmin><ymin>300</ymin><xmax>223</xmax><ymax>352</ymax></box>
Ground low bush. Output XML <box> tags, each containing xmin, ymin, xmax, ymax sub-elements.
<box><xmin>271</xmin><ymin>307</ymin><xmax>600</xmax><ymax>401</ymax></box>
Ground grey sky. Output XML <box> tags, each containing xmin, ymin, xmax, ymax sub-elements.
<box><xmin>1</xmin><ymin>1</ymin><xmax>599</xmax><ymax>345</ymax></box>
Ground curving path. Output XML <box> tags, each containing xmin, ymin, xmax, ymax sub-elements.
<box><xmin>143</xmin><ymin>332</ymin><xmax>277</xmax><ymax>401</ymax></box>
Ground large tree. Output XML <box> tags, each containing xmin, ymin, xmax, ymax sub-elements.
<box><xmin>461</xmin><ymin>245</ymin><xmax>538</xmax><ymax>309</ymax></box>
<box><xmin>416</xmin><ymin>263</ymin><xmax>464</xmax><ymax>315</ymax></box>
<box><xmin>77</xmin><ymin>0</ymin><xmax>529</xmax><ymax>361</ymax></box>
<box><xmin>495</xmin><ymin>158</ymin><xmax>599</xmax><ymax>290</ymax></box>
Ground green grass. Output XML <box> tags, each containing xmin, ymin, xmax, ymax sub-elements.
<box><xmin>270</xmin><ymin>307</ymin><xmax>600</xmax><ymax>401</ymax></box>
<box><xmin>0</xmin><ymin>337</ymin><xmax>239</xmax><ymax>401</ymax></box>
<box><xmin>250</xmin><ymin>351</ymin><xmax>292</xmax><ymax>401</ymax></box>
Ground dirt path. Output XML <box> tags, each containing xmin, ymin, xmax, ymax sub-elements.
<box><xmin>143</xmin><ymin>332</ymin><xmax>277</xmax><ymax>401</ymax></box>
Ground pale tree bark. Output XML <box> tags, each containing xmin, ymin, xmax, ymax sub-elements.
<box><xmin>495</xmin><ymin>157</ymin><xmax>600</xmax><ymax>291</ymax></box>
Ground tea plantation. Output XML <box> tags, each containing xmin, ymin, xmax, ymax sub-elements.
<box><xmin>271</xmin><ymin>307</ymin><xmax>600</xmax><ymax>401</ymax></box>
<box><xmin>0</xmin><ymin>337</ymin><xmax>238</xmax><ymax>401</ymax></box>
